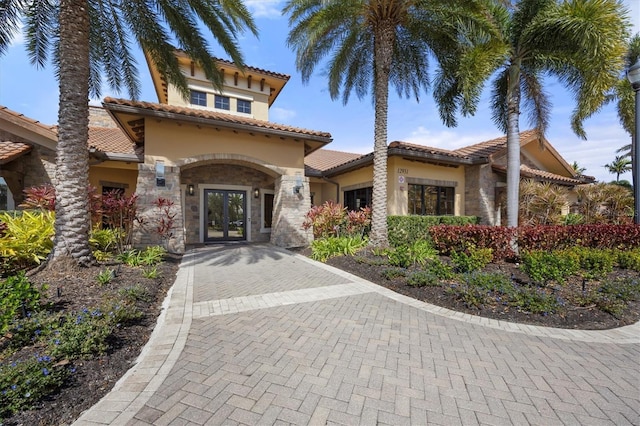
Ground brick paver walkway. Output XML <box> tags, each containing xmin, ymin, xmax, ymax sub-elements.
<box><xmin>73</xmin><ymin>244</ymin><xmax>640</xmax><ymax>425</ymax></box>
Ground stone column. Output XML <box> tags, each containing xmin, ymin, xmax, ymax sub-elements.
<box><xmin>133</xmin><ymin>163</ymin><xmax>185</xmax><ymax>253</ymax></box>
<box><xmin>271</xmin><ymin>174</ymin><xmax>312</xmax><ymax>248</ymax></box>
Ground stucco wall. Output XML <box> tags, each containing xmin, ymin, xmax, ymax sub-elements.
<box><xmin>89</xmin><ymin>163</ymin><xmax>138</xmax><ymax>196</ymax></box>
<box><xmin>144</xmin><ymin>120</ymin><xmax>304</xmax><ymax>170</ymax></box>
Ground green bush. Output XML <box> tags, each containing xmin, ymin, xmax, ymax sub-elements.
<box><xmin>0</xmin><ymin>273</ymin><xmax>45</xmax><ymax>333</ymax></box>
<box><xmin>511</xmin><ymin>287</ymin><xmax>559</xmax><ymax>314</ymax></box>
<box><xmin>407</xmin><ymin>271</ymin><xmax>440</xmax><ymax>287</ymax></box>
<box><xmin>589</xmin><ymin>277</ymin><xmax>640</xmax><ymax>318</ymax></box>
<box><xmin>387</xmin><ymin>215</ymin><xmax>478</xmax><ymax>247</ymax></box>
<box><xmin>520</xmin><ymin>250</ymin><xmax>580</xmax><ymax>284</ymax></box>
<box><xmin>48</xmin><ymin>309</ymin><xmax>114</xmax><ymax>359</ymax></box>
<box><xmin>617</xmin><ymin>249</ymin><xmax>640</xmax><ymax>271</ymax></box>
<box><xmin>387</xmin><ymin>245</ymin><xmax>412</xmax><ymax>268</ymax></box>
<box><xmin>310</xmin><ymin>236</ymin><xmax>367</xmax><ymax>262</ymax></box>
<box><xmin>568</xmin><ymin>247</ymin><xmax>615</xmax><ymax>280</ymax></box>
<box><xmin>380</xmin><ymin>268</ymin><xmax>407</xmax><ymax>280</ymax></box>
<box><xmin>447</xmin><ymin>272</ymin><xmax>511</xmax><ymax>308</ymax></box>
<box><xmin>0</xmin><ymin>210</ymin><xmax>54</xmax><ymax>271</ymax></box>
<box><xmin>424</xmin><ymin>258</ymin><xmax>455</xmax><ymax>280</ymax></box>
<box><xmin>451</xmin><ymin>248</ymin><xmax>493</xmax><ymax>273</ymax></box>
<box><xmin>138</xmin><ymin>246</ymin><xmax>167</xmax><ymax>266</ymax></box>
<box><xmin>0</xmin><ymin>355</ymin><xmax>69</xmax><ymax>418</ymax></box>
<box><xmin>89</xmin><ymin>227</ymin><xmax>119</xmax><ymax>253</ymax></box>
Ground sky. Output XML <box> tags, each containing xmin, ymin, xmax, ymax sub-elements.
<box><xmin>0</xmin><ymin>0</ymin><xmax>638</xmax><ymax>183</ymax></box>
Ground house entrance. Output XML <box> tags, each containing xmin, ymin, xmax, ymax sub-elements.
<box><xmin>204</xmin><ymin>189</ymin><xmax>246</xmax><ymax>241</ymax></box>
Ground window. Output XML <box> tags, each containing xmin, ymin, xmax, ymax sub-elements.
<box><xmin>190</xmin><ymin>90</ymin><xmax>207</xmax><ymax>106</ymax></box>
<box><xmin>344</xmin><ymin>187</ymin><xmax>372</xmax><ymax>211</ymax></box>
<box><xmin>408</xmin><ymin>184</ymin><xmax>454</xmax><ymax>215</ymax></box>
<box><xmin>237</xmin><ymin>99</ymin><xmax>252</xmax><ymax>114</ymax></box>
<box><xmin>262</xmin><ymin>191</ymin><xmax>274</xmax><ymax>231</ymax></box>
<box><xmin>214</xmin><ymin>95</ymin><xmax>230</xmax><ymax>110</ymax></box>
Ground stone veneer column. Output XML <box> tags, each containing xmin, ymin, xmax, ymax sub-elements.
<box><xmin>271</xmin><ymin>174</ymin><xmax>312</xmax><ymax>248</ymax></box>
<box><xmin>133</xmin><ymin>164</ymin><xmax>185</xmax><ymax>253</ymax></box>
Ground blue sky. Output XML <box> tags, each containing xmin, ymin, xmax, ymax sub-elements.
<box><xmin>0</xmin><ymin>0</ymin><xmax>638</xmax><ymax>183</ymax></box>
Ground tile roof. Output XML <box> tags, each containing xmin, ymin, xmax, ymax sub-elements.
<box><xmin>305</xmin><ymin>149</ymin><xmax>363</xmax><ymax>175</ymax></box>
<box><xmin>103</xmin><ymin>97</ymin><xmax>332</xmax><ymax>140</ymax></box>
<box><xmin>175</xmin><ymin>49</ymin><xmax>290</xmax><ymax>81</ymax></box>
<box><xmin>453</xmin><ymin>129</ymin><xmax>539</xmax><ymax>158</ymax></box>
<box><xmin>388</xmin><ymin>141</ymin><xmax>471</xmax><ymax>160</ymax></box>
<box><xmin>0</xmin><ymin>105</ymin><xmax>57</xmax><ymax>134</ymax></box>
<box><xmin>88</xmin><ymin>127</ymin><xmax>142</xmax><ymax>156</ymax></box>
<box><xmin>0</xmin><ymin>141</ymin><xmax>32</xmax><ymax>164</ymax></box>
<box><xmin>492</xmin><ymin>164</ymin><xmax>584</xmax><ymax>185</ymax></box>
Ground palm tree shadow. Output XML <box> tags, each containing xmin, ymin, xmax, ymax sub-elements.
<box><xmin>185</xmin><ymin>243</ymin><xmax>285</xmax><ymax>267</ymax></box>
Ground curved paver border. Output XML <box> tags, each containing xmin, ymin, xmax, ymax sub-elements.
<box><xmin>288</xmin><ymin>250</ymin><xmax>640</xmax><ymax>344</ymax></box>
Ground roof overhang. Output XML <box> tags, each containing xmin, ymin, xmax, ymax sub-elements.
<box><xmin>323</xmin><ymin>146</ymin><xmax>487</xmax><ymax>177</ymax></box>
<box><xmin>0</xmin><ymin>108</ymin><xmax>57</xmax><ymax>151</ymax></box>
<box><xmin>103</xmin><ymin>100</ymin><xmax>332</xmax><ymax>156</ymax></box>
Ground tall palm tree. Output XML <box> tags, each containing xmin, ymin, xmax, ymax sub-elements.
<box><xmin>605</xmin><ymin>155</ymin><xmax>632</xmax><ymax>182</ymax></box>
<box><xmin>464</xmin><ymin>0</ymin><xmax>629</xmax><ymax>227</ymax></box>
<box><xmin>0</xmin><ymin>0</ymin><xmax>257</xmax><ymax>266</ymax></box>
<box><xmin>283</xmin><ymin>0</ymin><xmax>489</xmax><ymax>247</ymax></box>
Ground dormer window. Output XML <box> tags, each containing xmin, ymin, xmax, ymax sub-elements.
<box><xmin>237</xmin><ymin>99</ymin><xmax>252</xmax><ymax>114</ymax></box>
<box><xmin>214</xmin><ymin>95</ymin><xmax>230</xmax><ymax>110</ymax></box>
<box><xmin>190</xmin><ymin>90</ymin><xmax>207</xmax><ymax>107</ymax></box>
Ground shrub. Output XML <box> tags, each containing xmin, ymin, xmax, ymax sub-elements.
<box><xmin>118</xmin><ymin>284</ymin><xmax>152</xmax><ymax>303</ymax></box>
<box><xmin>96</xmin><ymin>269</ymin><xmax>114</xmax><ymax>285</ymax></box>
<box><xmin>511</xmin><ymin>287</ymin><xmax>559</xmax><ymax>315</ymax></box>
<box><xmin>0</xmin><ymin>355</ymin><xmax>69</xmax><ymax>418</ymax></box>
<box><xmin>617</xmin><ymin>249</ymin><xmax>640</xmax><ymax>271</ymax></box>
<box><xmin>520</xmin><ymin>250</ymin><xmax>580</xmax><ymax>284</ymax></box>
<box><xmin>430</xmin><ymin>225</ymin><xmax>516</xmax><ymax>260</ymax></box>
<box><xmin>387</xmin><ymin>215</ymin><xmax>478</xmax><ymax>247</ymax></box>
<box><xmin>518</xmin><ymin>225</ymin><xmax>640</xmax><ymax>252</ymax></box>
<box><xmin>138</xmin><ymin>246</ymin><xmax>167</xmax><ymax>266</ymax></box>
<box><xmin>89</xmin><ymin>227</ymin><xmax>119</xmax><ymax>253</ymax></box>
<box><xmin>584</xmin><ymin>278</ymin><xmax>640</xmax><ymax>318</ymax></box>
<box><xmin>303</xmin><ymin>201</ymin><xmax>371</xmax><ymax>239</ymax></box>
<box><xmin>381</xmin><ymin>268</ymin><xmax>407</xmax><ymax>280</ymax></box>
<box><xmin>451</xmin><ymin>248</ymin><xmax>493</xmax><ymax>273</ymax></box>
<box><xmin>0</xmin><ymin>210</ymin><xmax>55</xmax><ymax>271</ymax></box>
<box><xmin>101</xmin><ymin>192</ymin><xmax>140</xmax><ymax>252</ymax></box>
<box><xmin>568</xmin><ymin>247</ymin><xmax>615</xmax><ymax>280</ymax></box>
<box><xmin>424</xmin><ymin>258</ymin><xmax>455</xmax><ymax>280</ymax></box>
<box><xmin>310</xmin><ymin>236</ymin><xmax>367</xmax><ymax>262</ymax></box>
<box><xmin>48</xmin><ymin>309</ymin><xmax>114</xmax><ymax>359</ymax></box>
<box><xmin>446</xmin><ymin>272</ymin><xmax>511</xmax><ymax>308</ymax></box>
<box><xmin>151</xmin><ymin>197</ymin><xmax>177</xmax><ymax>250</ymax></box>
<box><xmin>387</xmin><ymin>245</ymin><xmax>412</xmax><ymax>268</ymax></box>
<box><xmin>19</xmin><ymin>185</ymin><xmax>56</xmax><ymax>211</ymax></box>
<box><xmin>0</xmin><ymin>273</ymin><xmax>45</xmax><ymax>333</ymax></box>
<box><xmin>407</xmin><ymin>271</ymin><xmax>440</xmax><ymax>287</ymax></box>
<box><xmin>142</xmin><ymin>267</ymin><xmax>161</xmax><ymax>279</ymax></box>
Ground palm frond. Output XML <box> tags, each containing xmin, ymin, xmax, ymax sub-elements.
<box><xmin>24</xmin><ymin>0</ymin><xmax>57</xmax><ymax>68</ymax></box>
<box><xmin>0</xmin><ymin>0</ymin><xmax>24</xmax><ymax>55</ymax></box>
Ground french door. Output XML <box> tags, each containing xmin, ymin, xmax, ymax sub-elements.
<box><xmin>204</xmin><ymin>189</ymin><xmax>246</xmax><ymax>241</ymax></box>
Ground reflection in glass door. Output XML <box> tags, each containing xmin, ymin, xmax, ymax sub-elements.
<box><xmin>205</xmin><ymin>190</ymin><xmax>246</xmax><ymax>241</ymax></box>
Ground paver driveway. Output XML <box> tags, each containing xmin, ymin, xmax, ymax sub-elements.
<box><xmin>74</xmin><ymin>244</ymin><xmax>640</xmax><ymax>425</ymax></box>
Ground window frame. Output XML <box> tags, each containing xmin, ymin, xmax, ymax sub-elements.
<box><xmin>344</xmin><ymin>187</ymin><xmax>372</xmax><ymax>211</ymax></box>
<box><xmin>237</xmin><ymin>99</ymin><xmax>252</xmax><ymax>114</ymax></box>
<box><xmin>408</xmin><ymin>184</ymin><xmax>455</xmax><ymax>216</ymax></box>
<box><xmin>190</xmin><ymin>90</ymin><xmax>207</xmax><ymax>107</ymax></box>
<box><xmin>214</xmin><ymin>95</ymin><xmax>230</xmax><ymax>110</ymax></box>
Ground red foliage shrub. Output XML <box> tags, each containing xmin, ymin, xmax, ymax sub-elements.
<box><xmin>20</xmin><ymin>185</ymin><xmax>56</xmax><ymax>211</ymax></box>
<box><xmin>151</xmin><ymin>197</ymin><xmax>177</xmax><ymax>248</ymax></box>
<box><xmin>430</xmin><ymin>225</ymin><xmax>517</xmax><ymax>260</ymax></box>
<box><xmin>431</xmin><ymin>224</ymin><xmax>640</xmax><ymax>261</ymax></box>
<box><xmin>302</xmin><ymin>201</ymin><xmax>371</xmax><ymax>239</ymax></box>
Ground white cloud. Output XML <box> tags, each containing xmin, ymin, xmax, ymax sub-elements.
<box><xmin>270</xmin><ymin>106</ymin><xmax>296</xmax><ymax>121</ymax></box>
<box><xmin>245</xmin><ymin>0</ymin><xmax>283</xmax><ymax>19</ymax></box>
<box><xmin>403</xmin><ymin>126</ymin><xmax>502</xmax><ymax>150</ymax></box>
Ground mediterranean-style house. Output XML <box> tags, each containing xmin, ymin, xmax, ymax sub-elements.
<box><xmin>0</xmin><ymin>51</ymin><xmax>593</xmax><ymax>252</ymax></box>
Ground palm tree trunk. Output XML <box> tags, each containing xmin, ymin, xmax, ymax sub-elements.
<box><xmin>369</xmin><ymin>22</ymin><xmax>394</xmax><ymax>248</ymax></box>
<box><xmin>506</xmin><ymin>63</ymin><xmax>521</xmax><ymax>228</ymax></box>
<box><xmin>52</xmin><ymin>0</ymin><xmax>92</xmax><ymax>266</ymax></box>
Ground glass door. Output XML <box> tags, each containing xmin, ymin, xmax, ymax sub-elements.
<box><xmin>204</xmin><ymin>190</ymin><xmax>246</xmax><ymax>241</ymax></box>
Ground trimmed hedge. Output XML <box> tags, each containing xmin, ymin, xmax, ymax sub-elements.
<box><xmin>387</xmin><ymin>215</ymin><xmax>479</xmax><ymax>247</ymax></box>
<box><xmin>430</xmin><ymin>224</ymin><xmax>640</xmax><ymax>261</ymax></box>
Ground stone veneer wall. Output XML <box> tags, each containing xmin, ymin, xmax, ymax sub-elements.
<box><xmin>271</xmin><ymin>174</ymin><xmax>312</xmax><ymax>248</ymax></box>
<box><xmin>181</xmin><ymin>164</ymin><xmax>274</xmax><ymax>245</ymax></box>
<box><xmin>88</xmin><ymin>106</ymin><xmax>118</xmax><ymax>128</ymax></box>
<box><xmin>132</xmin><ymin>163</ymin><xmax>185</xmax><ymax>253</ymax></box>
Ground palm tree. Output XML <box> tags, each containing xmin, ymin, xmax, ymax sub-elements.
<box><xmin>605</xmin><ymin>155</ymin><xmax>632</xmax><ymax>182</ymax></box>
<box><xmin>465</xmin><ymin>0</ymin><xmax>629</xmax><ymax>227</ymax></box>
<box><xmin>283</xmin><ymin>0</ymin><xmax>489</xmax><ymax>247</ymax></box>
<box><xmin>571</xmin><ymin>161</ymin><xmax>586</xmax><ymax>176</ymax></box>
<box><xmin>0</xmin><ymin>0</ymin><xmax>257</xmax><ymax>266</ymax></box>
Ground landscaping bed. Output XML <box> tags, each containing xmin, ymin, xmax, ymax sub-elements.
<box><xmin>322</xmin><ymin>249</ymin><xmax>640</xmax><ymax>330</ymax></box>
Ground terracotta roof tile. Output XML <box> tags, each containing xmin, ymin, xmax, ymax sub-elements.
<box><xmin>388</xmin><ymin>141</ymin><xmax>470</xmax><ymax>159</ymax></box>
<box><xmin>305</xmin><ymin>149</ymin><xmax>363</xmax><ymax>174</ymax></box>
<box><xmin>0</xmin><ymin>141</ymin><xmax>32</xmax><ymax>164</ymax></box>
<box><xmin>103</xmin><ymin>97</ymin><xmax>331</xmax><ymax>140</ymax></box>
<box><xmin>0</xmin><ymin>105</ymin><xmax>57</xmax><ymax>134</ymax></box>
<box><xmin>492</xmin><ymin>164</ymin><xmax>584</xmax><ymax>185</ymax></box>
<box><xmin>453</xmin><ymin>129</ymin><xmax>539</xmax><ymax>158</ymax></box>
<box><xmin>174</xmin><ymin>49</ymin><xmax>290</xmax><ymax>81</ymax></box>
<box><xmin>88</xmin><ymin>127</ymin><xmax>141</xmax><ymax>156</ymax></box>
